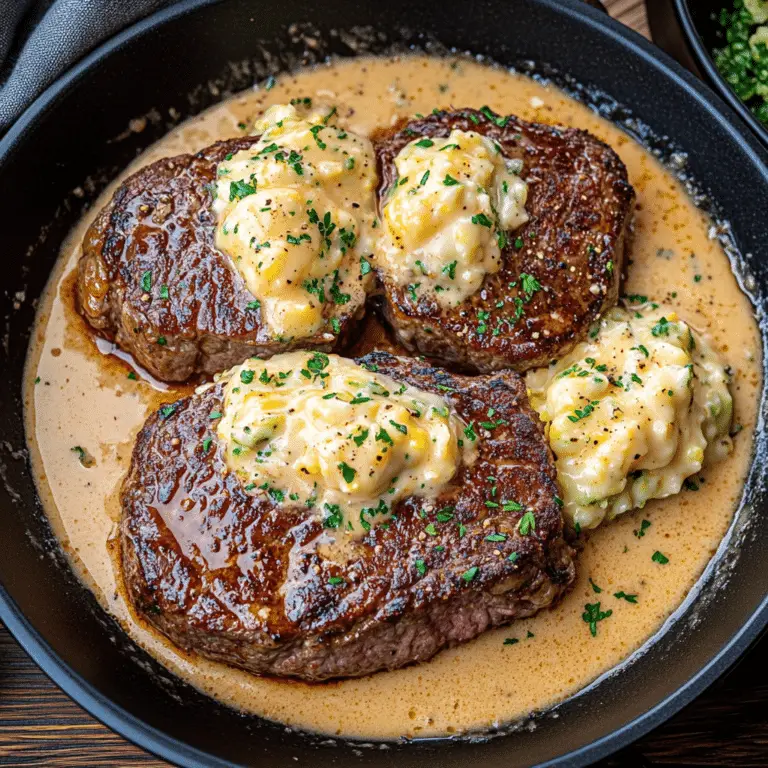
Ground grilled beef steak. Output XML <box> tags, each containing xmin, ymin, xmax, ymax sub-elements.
<box><xmin>121</xmin><ymin>352</ymin><xmax>575</xmax><ymax>681</ymax></box>
<box><xmin>373</xmin><ymin>108</ymin><xmax>635</xmax><ymax>372</ymax></box>
<box><xmin>76</xmin><ymin>137</ymin><xmax>366</xmax><ymax>382</ymax></box>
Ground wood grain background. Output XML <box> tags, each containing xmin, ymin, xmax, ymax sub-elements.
<box><xmin>3</xmin><ymin>1</ymin><xmax>767</xmax><ymax>766</ymax></box>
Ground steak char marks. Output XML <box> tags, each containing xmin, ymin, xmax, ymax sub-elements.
<box><xmin>77</xmin><ymin>137</ymin><xmax>365</xmax><ymax>382</ymax></box>
<box><xmin>373</xmin><ymin>108</ymin><xmax>635</xmax><ymax>372</ymax></box>
<box><xmin>121</xmin><ymin>352</ymin><xmax>575</xmax><ymax>681</ymax></box>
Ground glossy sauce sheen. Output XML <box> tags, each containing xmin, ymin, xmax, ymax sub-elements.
<box><xmin>24</xmin><ymin>56</ymin><xmax>761</xmax><ymax>739</ymax></box>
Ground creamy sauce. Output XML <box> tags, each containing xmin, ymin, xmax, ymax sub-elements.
<box><xmin>24</xmin><ymin>55</ymin><xmax>761</xmax><ymax>740</ymax></box>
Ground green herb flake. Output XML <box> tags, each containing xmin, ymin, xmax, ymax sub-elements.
<box><xmin>582</xmin><ymin>602</ymin><xmax>612</xmax><ymax>637</ymax></box>
<box><xmin>517</xmin><ymin>510</ymin><xmax>536</xmax><ymax>536</ymax></box>
<box><xmin>634</xmin><ymin>519</ymin><xmax>651</xmax><ymax>538</ymax></box>
<box><xmin>462</xmin><ymin>566</ymin><xmax>479</xmax><ymax>583</ymax></box>
<box><xmin>338</xmin><ymin>462</ymin><xmax>356</xmax><ymax>483</ymax></box>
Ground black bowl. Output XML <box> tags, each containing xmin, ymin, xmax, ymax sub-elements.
<box><xmin>647</xmin><ymin>0</ymin><xmax>768</xmax><ymax>147</ymax></box>
<box><xmin>1</xmin><ymin>0</ymin><xmax>768</xmax><ymax>766</ymax></box>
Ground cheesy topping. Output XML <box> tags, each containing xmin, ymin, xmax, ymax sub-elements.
<box><xmin>375</xmin><ymin>129</ymin><xmax>528</xmax><ymax>307</ymax></box>
<box><xmin>216</xmin><ymin>352</ymin><xmax>474</xmax><ymax>535</ymax></box>
<box><xmin>526</xmin><ymin>304</ymin><xmax>734</xmax><ymax>530</ymax></box>
<box><xmin>213</xmin><ymin>103</ymin><xmax>377</xmax><ymax>339</ymax></box>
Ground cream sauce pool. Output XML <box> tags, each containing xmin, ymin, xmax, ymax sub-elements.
<box><xmin>24</xmin><ymin>55</ymin><xmax>762</xmax><ymax>740</ymax></box>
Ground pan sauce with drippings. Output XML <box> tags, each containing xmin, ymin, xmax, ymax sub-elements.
<box><xmin>24</xmin><ymin>55</ymin><xmax>761</xmax><ymax>739</ymax></box>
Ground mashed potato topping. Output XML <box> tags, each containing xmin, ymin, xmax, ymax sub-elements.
<box><xmin>376</xmin><ymin>129</ymin><xmax>528</xmax><ymax>307</ymax></box>
<box><xmin>213</xmin><ymin>103</ymin><xmax>377</xmax><ymax>338</ymax></box>
<box><xmin>216</xmin><ymin>352</ymin><xmax>474</xmax><ymax>535</ymax></box>
<box><xmin>526</xmin><ymin>304</ymin><xmax>734</xmax><ymax>529</ymax></box>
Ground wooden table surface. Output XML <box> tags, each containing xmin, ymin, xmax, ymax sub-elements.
<box><xmin>4</xmin><ymin>2</ymin><xmax>767</xmax><ymax>766</ymax></box>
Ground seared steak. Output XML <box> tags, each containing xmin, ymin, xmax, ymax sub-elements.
<box><xmin>77</xmin><ymin>137</ymin><xmax>366</xmax><ymax>382</ymax></box>
<box><xmin>121</xmin><ymin>352</ymin><xmax>575</xmax><ymax>681</ymax></box>
<box><xmin>373</xmin><ymin>108</ymin><xmax>635</xmax><ymax>372</ymax></box>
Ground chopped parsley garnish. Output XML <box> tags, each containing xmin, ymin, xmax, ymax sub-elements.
<box><xmin>651</xmin><ymin>550</ymin><xmax>670</xmax><ymax>565</ymax></box>
<box><xmin>229</xmin><ymin>179</ymin><xmax>257</xmax><ymax>201</ymax></box>
<box><xmin>517</xmin><ymin>510</ymin><xmax>536</xmax><ymax>536</ymax></box>
<box><xmin>414</xmin><ymin>138</ymin><xmax>434</xmax><ymax>148</ymax></box>
<box><xmin>140</xmin><ymin>270</ymin><xmax>152</xmax><ymax>292</ymax></box>
<box><xmin>159</xmin><ymin>403</ymin><xmax>179</xmax><ymax>419</ymax></box>
<box><xmin>479</xmin><ymin>105</ymin><xmax>510</xmax><ymax>127</ymax></box>
<box><xmin>714</xmin><ymin>5</ymin><xmax>768</xmax><ymax>127</ymax></box>
<box><xmin>415</xmin><ymin>559</ymin><xmax>427</xmax><ymax>576</ymax></box>
<box><xmin>376</xmin><ymin>427</ymin><xmax>393</xmax><ymax>445</ymax></box>
<box><xmin>389</xmin><ymin>419</ymin><xmax>408</xmax><ymax>434</ymax></box>
<box><xmin>443</xmin><ymin>174</ymin><xmax>460</xmax><ymax>186</ymax></box>
<box><xmin>614</xmin><ymin>591</ymin><xmax>638</xmax><ymax>603</ymax></box>
<box><xmin>202</xmin><ymin>437</ymin><xmax>212</xmax><ymax>453</ymax></box>
<box><xmin>329</xmin><ymin>272</ymin><xmax>351</xmax><ymax>305</ymax></box>
<box><xmin>360</xmin><ymin>256</ymin><xmax>372</xmax><ymax>276</ymax></box>
<box><xmin>323</xmin><ymin>504</ymin><xmax>344</xmax><ymax>528</ymax></box>
<box><xmin>338</xmin><ymin>462</ymin><xmax>356</xmax><ymax>483</ymax></box>
<box><xmin>286</xmin><ymin>233</ymin><xmax>311</xmax><ymax>246</ymax></box>
<box><xmin>240</xmin><ymin>369</ymin><xmax>255</xmax><ymax>384</ymax></box>
<box><xmin>209</xmin><ymin>410</ymin><xmax>222</xmax><ymax>420</ymax></box>
<box><xmin>471</xmin><ymin>212</ymin><xmax>493</xmax><ymax>228</ymax></box>
<box><xmin>634</xmin><ymin>519</ymin><xmax>651</xmax><ymax>538</ymax></box>
<box><xmin>519</xmin><ymin>272</ymin><xmax>542</xmax><ymax>301</ymax></box>
<box><xmin>651</xmin><ymin>317</ymin><xmax>671</xmax><ymax>337</ymax></box>
<box><xmin>309</xmin><ymin>124</ymin><xmax>327</xmax><ymax>150</ymax></box>
<box><xmin>462</xmin><ymin>566</ymin><xmax>479</xmax><ymax>582</ymax></box>
<box><xmin>156</xmin><ymin>336</ymin><xmax>167</xmax><ymax>346</ymax></box>
<box><xmin>568</xmin><ymin>400</ymin><xmax>600</xmax><ymax>423</ymax></box>
<box><xmin>485</xmin><ymin>533</ymin><xmax>507</xmax><ymax>542</ymax></box>
<box><xmin>328</xmin><ymin>576</ymin><xmax>345</xmax><ymax>586</ymax></box>
<box><xmin>588</xmin><ymin>577</ymin><xmax>603</xmax><ymax>594</ymax></box>
<box><xmin>503</xmin><ymin>638</ymin><xmax>519</xmax><ymax>646</ymax></box>
<box><xmin>582</xmin><ymin>602</ymin><xmax>612</xmax><ymax>637</ymax></box>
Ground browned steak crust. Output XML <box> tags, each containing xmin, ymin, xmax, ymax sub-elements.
<box><xmin>373</xmin><ymin>108</ymin><xmax>635</xmax><ymax>372</ymax></box>
<box><xmin>76</xmin><ymin>137</ymin><xmax>366</xmax><ymax>382</ymax></box>
<box><xmin>121</xmin><ymin>352</ymin><xmax>575</xmax><ymax>681</ymax></box>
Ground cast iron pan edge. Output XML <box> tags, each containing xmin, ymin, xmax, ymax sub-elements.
<box><xmin>1</xmin><ymin>0</ymin><xmax>767</xmax><ymax>766</ymax></box>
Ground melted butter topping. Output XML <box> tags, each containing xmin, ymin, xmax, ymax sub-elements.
<box><xmin>216</xmin><ymin>351</ymin><xmax>474</xmax><ymax>535</ymax></box>
<box><xmin>214</xmin><ymin>103</ymin><xmax>377</xmax><ymax>338</ymax></box>
<box><xmin>527</xmin><ymin>304</ymin><xmax>734</xmax><ymax>529</ymax></box>
<box><xmin>376</xmin><ymin>129</ymin><xmax>528</xmax><ymax>306</ymax></box>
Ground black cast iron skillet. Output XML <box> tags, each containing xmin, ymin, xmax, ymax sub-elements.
<box><xmin>647</xmin><ymin>0</ymin><xmax>768</xmax><ymax>148</ymax></box>
<box><xmin>1</xmin><ymin>0</ymin><xmax>767</xmax><ymax>765</ymax></box>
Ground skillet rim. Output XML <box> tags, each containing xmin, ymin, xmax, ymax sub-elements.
<box><xmin>1</xmin><ymin>0</ymin><xmax>768</xmax><ymax>766</ymax></box>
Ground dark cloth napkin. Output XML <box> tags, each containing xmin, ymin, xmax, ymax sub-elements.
<box><xmin>0</xmin><ymin>0</ymin><xmax>177</xmax><ymax>134</ymax></box>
